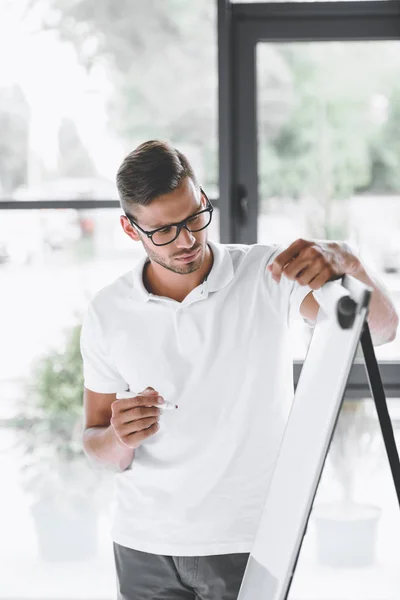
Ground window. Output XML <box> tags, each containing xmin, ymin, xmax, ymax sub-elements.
<box><xmin>256</xmin><ymin>41</ymin><xmax>400</xmax><ymax>361</ymax></box>
<box><xmin>0</xmin><ymin>1</ymin><xmax>217</xmax><ymax>596</ymax></box>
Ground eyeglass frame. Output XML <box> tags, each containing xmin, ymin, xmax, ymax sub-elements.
<box><xmin>123</xmin><ymin>187</ymin><xmax>214</xmax><ymax>247</ymax></box>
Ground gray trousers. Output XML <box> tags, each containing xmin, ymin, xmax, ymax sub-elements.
<box><xmin>113</xmin><ymin>542</ymin><xmax>250</xmax><ymax>600</ymax></box>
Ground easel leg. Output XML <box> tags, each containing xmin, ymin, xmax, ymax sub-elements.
<box><xmin>361</xmin><ymin>323</ymin><xmax>400</xmax><ymax>508</ymax></box>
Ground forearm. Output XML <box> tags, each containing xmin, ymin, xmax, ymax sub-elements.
<box><xmin>83</xmin><ymin>425</ymin><xmax>135</xmax><ymax>472</ymax></box>
<box><xmin>344</xmin><ymin>247</ymin><xmax>399</xmax><ymax>346</ymax></box>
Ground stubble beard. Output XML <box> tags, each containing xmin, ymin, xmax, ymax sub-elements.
<box><xmin>146</xmin><ymin>244</ymin><xmax>204</xmax><ymax>275</ymax></box>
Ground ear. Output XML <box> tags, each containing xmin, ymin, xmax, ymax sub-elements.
<box><xmin>120</xmin><ymin>215</ymin><xmax>141</xmax><ymax>242</ymax></box>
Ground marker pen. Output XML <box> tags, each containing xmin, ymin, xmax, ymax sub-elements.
<box><xmin>116</xmin><ymin>389</ymin><xmax>178</xmax><ymax>410</ymax></box>
<box><xmin>155</xmin><ymin>401</ymin><xmax>178</xmax><ymax>410</ymax></box>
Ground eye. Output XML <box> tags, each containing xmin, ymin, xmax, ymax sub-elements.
<box><xmin>187</xmin><ymin>214</ymin><xmax>202</xmax><ymax>224</ymax></box>
<box><xmin>158</xmin><ymin>226</ymin><xmax>173</xmax><ymax>234</ymax></box>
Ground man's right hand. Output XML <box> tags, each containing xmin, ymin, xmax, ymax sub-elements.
<box><xmin>110</xmin><ymin>386</ymin><xmax>163</xmax><ymax>449</ymax></box>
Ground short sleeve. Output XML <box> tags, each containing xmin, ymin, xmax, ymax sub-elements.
<box><xmin>80</xmin><ymin>304</ymin><xmax>128</xmax><ymax>394</ymax></box>
<box><xmin>265</xmin><ymin>244</ymin><xmax>313</xmax><ymax>326</ymax></box>
<box><xmin>288</xmin><ymin>280</ymin><xmax>314</xmax><ymax>325</ymax></box>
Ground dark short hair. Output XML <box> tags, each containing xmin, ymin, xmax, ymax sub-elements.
<box><xmin>116</xmin><ymin>140</ymin><xmax>199</xmax><ymax>216</ymax></box>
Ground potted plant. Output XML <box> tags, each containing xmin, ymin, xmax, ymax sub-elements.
<box><xmin>312</xmin><ymin>396</ymin><xmax>383</xmax><ymax>567</ymax></box>
<box><xmin>4</xmin><ymin>321</ymin><xmax>104</xmax><ymax>562</ymax></box>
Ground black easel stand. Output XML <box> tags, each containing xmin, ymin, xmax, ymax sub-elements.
<box><xmin>239</xmin><ymin>291</ymin><xmax>400</xmax><ymax>600</ymax></box>
<box><xmin>361</xmin><ymin>323</ymin><xmax>400</xmax><ymax>508</ymax></box>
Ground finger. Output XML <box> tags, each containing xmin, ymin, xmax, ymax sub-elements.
<box><xmin>119</xmin><ymin>422</ymin><xmax>160</xmax><ymax>448</ymax></box>
<box><xmin>114</xmin><ymin>406</ymin><xmax>161</xmax><ymax>425</ymax></box>
<box><xmin>140</xmin><ymin>386</ymin><xmax>159</xmax><ymax>395</ymax></box>
<box><xmin>291</xmin><ymin>260</ymin><xmax>323</xmax><ymax>286</ymax></box>
<box><xmin>137</xmin><ymin>388</ymin><xmax>160</xmax><ymax>404</ymax></box>
<box><xmin>135</xmin><ymin>422</ymin><xmax>160</xmax><ymax>443</ymax></box>
<box><xmin>282</xmin><ymin>256</ymin><xmax>312</xmax><ymax>280</ymax></box>
<box><xmin>268</xmin><ymin>239</ymin><xmax>309</xmax><ymax>279</ymax></box>
<box><xmin>118</xmin><ymin>416</ymin><xmax>160</xmax><ymax>436</ymax></box>
<box><xmin>308</xmin><ymin>267</ymin><xmax>332</xmax><ymax>290</ymax></box>
<box><xmin>112</xmin><ymin>393</ymin><xmax>163</xmax><ymax>414</ymax></box>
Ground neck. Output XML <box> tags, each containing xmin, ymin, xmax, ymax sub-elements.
<box><xmin>144</xmin><ymin>243</ymin><xmax>213</xmax><ymax>302</ymax></box>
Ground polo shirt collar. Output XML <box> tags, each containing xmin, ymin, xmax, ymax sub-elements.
<box><xmin>131</xmin><ymin>240</ymin><xmax>234</xmax><ymax>303</ymax></box>
<box><xmin>205</xmin><ymin>240</ymin><xmax>234</xmax><ymax>293</ymax></box>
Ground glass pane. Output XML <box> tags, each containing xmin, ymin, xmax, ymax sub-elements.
<box><xmin>0</xmin><ymin>205</ymin><xmax>219</xmax><ymax>597</ymax></box>
<box><xmin>0</xmin><ymin>1</ymin><xmax>217</xmax><ymax>202</ymax></box>
<box><xmin>257</xmin><ymin>41</ymin><xmax>400</xmax><ymax>361</ymax></box>
<box><xmin>288</xmin><ymin>397</ymin><xmax>400</xmax><ymax>599</ymax></box>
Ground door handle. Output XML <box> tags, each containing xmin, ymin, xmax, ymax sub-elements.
<box><xmin>236</xmin><ymin>183</ymin><xmax>249</xmax><ymax>225</ymax></box>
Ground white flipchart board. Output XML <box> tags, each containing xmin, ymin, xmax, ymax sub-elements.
<box><xmin>237</xmin><ymin>276</ymin><xmax>372</xmax><ymax>600</ymax></box>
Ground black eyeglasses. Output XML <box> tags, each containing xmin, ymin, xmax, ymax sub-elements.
<box><xmin>124</xmin><ymin>188</ymin><xmax>214</xmax><ymax>247</ymax></box>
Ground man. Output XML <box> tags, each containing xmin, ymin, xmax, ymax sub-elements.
<box><xmin>80</xmin><ymin>140</ymin><xmax>398</xmax><ymax>600</ymax></box>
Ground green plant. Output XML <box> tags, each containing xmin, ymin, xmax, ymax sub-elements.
<box><xmin>5</xmin><ymin>321</ymin><xmax>100</xmax><ymax>508</ymax></box>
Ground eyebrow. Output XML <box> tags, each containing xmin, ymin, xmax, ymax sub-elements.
<box><xmin>149</xmin><ymin>203</ymin><xmax>202</xmax><ymax>230</ymax></box>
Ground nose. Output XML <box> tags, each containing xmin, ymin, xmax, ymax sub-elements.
<box><xmin>174</xmin><ymin>226</ymin><xmax>196</xmax><ymax>249</ymax></box>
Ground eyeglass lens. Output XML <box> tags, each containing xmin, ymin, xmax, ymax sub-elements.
<box><xmin>152</xmin><ymin>210</ymin><xmax>212</xmax><ymax>246</ymax></box>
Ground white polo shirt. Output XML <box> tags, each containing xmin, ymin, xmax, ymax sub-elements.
<box><xmin>80</xmin><ymin>240</ymin><xmax>312</xmax><ymax>556</ymax></box>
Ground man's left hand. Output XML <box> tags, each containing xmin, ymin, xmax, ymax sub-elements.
<box><xmin>267</xmin><ymin>238</ymin><xmax>360</xmax><ymax>290</ymax></box>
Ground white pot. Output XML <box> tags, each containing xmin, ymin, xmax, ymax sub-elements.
<box><xmin>31</xmin><ymin>496</ymin><xmax>98</xmax><ymax>562</ymax></box>
<box><xmin>312</xmin><ymin>502</ymin><xmax>381</xmax><ymax>568</ymax></box>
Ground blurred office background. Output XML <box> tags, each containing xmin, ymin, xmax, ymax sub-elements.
<box><xmin>0</xmin><ymin>0</ymin><xmax>399</xmax><ymax>598</ymax></box>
